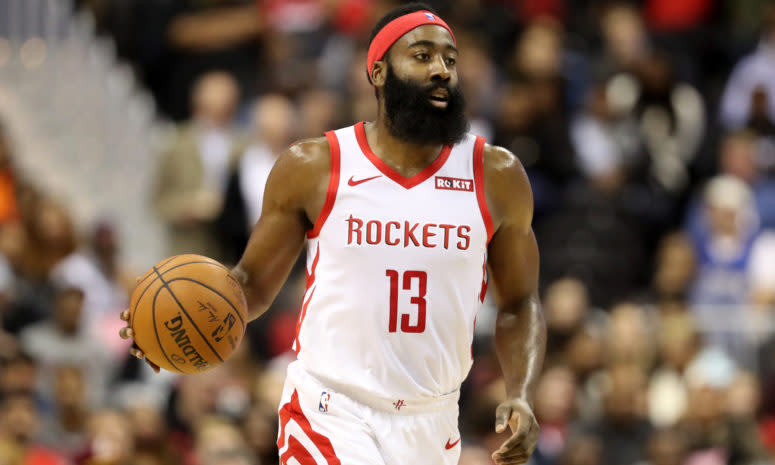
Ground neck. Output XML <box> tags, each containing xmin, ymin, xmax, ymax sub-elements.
<box><xmin>367</xmin><ymin>114</ymin><xmax>445</xmax><ymax>176</ymax></box>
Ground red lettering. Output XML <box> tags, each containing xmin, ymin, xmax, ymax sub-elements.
<box><xmin>404</xmin><ymin>221</ymin><xmax>419</xmax><ymax>247</ymax></box>
<box><xmin>346</xmin><ymin>215</ymin><xmax>363</xmax><ymax>245</ymax></box>
<box><xmin>366</xmin><ymin>220</ymin><xmax>382</xmax><ymax>244</ymax></box>
<box><xmin>439</xmin><ymin>224</ymin><xmax>455</xmax><ymax>249</ymax></box>
<box><xmin>385</xmin><ymin>221</ymin><xmax>400</xmax><ymax>246</ymax></box>
<box><xmin>457</xmin><ymin>225</ymin><xmax>471</xmax><ymax>250</ymax></box>
<box><xmin>422</xmin><ymin>223</ymin><xmax>437</xmax><ymax>248</ymax></box>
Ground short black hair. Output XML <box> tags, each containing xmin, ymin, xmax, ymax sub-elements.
<box><xmin>366</xmin><ymin>2</ymin><xmax>439</xmax><ymax>83</ymax></box>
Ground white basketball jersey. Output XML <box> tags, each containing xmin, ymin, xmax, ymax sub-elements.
<box><xmin>293</xmin><ymin>122</ymin><xmax>493</xmax><ymax>402</ymax></box>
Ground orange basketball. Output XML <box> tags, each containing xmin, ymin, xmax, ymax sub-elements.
<box><xmin>129</xmin><ymin>255</ymin><xmax>248</xmax><ymax>374</ymax></box>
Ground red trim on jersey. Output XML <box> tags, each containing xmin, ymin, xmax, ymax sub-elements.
<box><xmin>277</xmin><ymin>390</ymin><xmax>341</xmax><ymax>464</ymax></box>
<box><xmin>294</xmin><ymin>245</ymin><xmax>320</xmax><ymax>355</ymax></box>
<box><xmin>473</xmin><ymin>136</ymin><xmax>493</xmax><ymax>242</ymax></box>
<box><xmin>307</xmin><ymin>131</ymin><xmax>341</xmax><ymax>239</ymax></box>
<box><xmin>478</xmin><ymin>255</ymin><xmax>488</xmax><ymax>303</ymax></box>
<box><xmin>354</xmin><ymin>121</ymin><xmax>452</xmax><ymax>189</ymax></box>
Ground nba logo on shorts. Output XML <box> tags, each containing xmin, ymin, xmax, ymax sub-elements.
<box><xmin>319</xmin><ymin>392</ymin><xmax>331</xmax><ymax>412</ymax></box>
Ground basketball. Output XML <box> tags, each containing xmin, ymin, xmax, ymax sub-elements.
<box><xmin>129</xmin><ymin>255</ymin><xmax>248</xmax><ymax>374</ymax></box>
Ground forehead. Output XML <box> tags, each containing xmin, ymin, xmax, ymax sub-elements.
<box><xmin>392</xmin><ymin>25</ymin><xmax>456</xmax><ymax>52</ymax></box>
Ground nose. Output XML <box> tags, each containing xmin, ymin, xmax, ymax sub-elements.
<box><xmin>429</xmin><ymin>55</ymin><xmax>450</xmax><ymax>82</ymax></box>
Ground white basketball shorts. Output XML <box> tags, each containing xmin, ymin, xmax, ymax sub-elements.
<box><xmin>276</xmin><ymin>361</ymin><xmax>462</xmax><ymax>465</ymax></box>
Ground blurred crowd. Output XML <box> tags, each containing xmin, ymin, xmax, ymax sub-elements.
<box><xmin>1</xmin><ymin>0</ymin><xmax>775</xmax><ymax>464</ymax></box>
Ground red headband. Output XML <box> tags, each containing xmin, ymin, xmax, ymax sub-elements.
<box><xmin>366</xmin><ymin>10</ymin><xmax>456</xmax><ymax>79</ymax></box>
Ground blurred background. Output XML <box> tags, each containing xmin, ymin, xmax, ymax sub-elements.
<box><xmin>0</xmin><ymin>0</ymin><xmax>774</xmax><ymax>464</ymax></box>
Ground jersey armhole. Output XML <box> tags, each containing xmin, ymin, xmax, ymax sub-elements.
<box><xmin>306</xmin><ymin>131</ymin><xmax>341</xmax><ymax>239</ymax></box>
<box><xmin>473</xmin><ymin>136</ymin><xmax>494</xmax><ymax>244</ymax></box>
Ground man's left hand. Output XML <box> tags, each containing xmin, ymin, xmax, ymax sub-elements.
<box><xmin>492</xmin><ymin>397</ymin><xmax>539</xmax><ymax>465</ymax></box>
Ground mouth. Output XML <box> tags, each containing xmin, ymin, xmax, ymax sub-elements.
<box><xmin>428</xmin><ymin>90</ymin><xmax>449</xmax><ymax>108</ymax></box>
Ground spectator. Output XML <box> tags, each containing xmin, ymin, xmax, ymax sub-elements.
<box><xmin>532</xmin><ymin>365</ymin><xmax>578</xmax><ymax>465</ymax></box>
<box><xmin>78</xmin><ymin>409</ymin><xmax>134</xmax><ymax>465</ymax></box>
<box><xmin>720</xmin><ymin>3</ymin><xmax>775</xmax><ymax>130</ymax></box>
<box><xmin>542</xmin><ymin>278</ymin><xmax>595</xmax><ymax>363</ymax></box>
<box><xmin>39</xmin><ymin>365</ymin><xmax>90</xmax><ymax>459</ymax></box>
<box><xmin>633</xmin><ymin>50</ymin><xmax>705</xmax><ymax>195</ymax></box>
<box><xmin>575</xmin><ymin>363</ymin><xmax>653</xmax><ymax>465</ymax></box>
<box><xmin>687</xmin><ymin>175</ymin><xmax>772</xmax><ymax>307</ymax></box>
<box><xmin>651</xmin><ymin>232</ymin><xmax>696</xmax><ymax>304</ymax></box>
<box><xmin>194</xmin><ymin>416</ymin><xmax>247</xmax><ymax>465</ymax></box>
<box><xmin>0</xmin><ymin>391</ymin><xmax>66</xmax><ymax>465</ymax></box>
<box><xmin>154</xmin><ymin>71</ymin><xmax>246</xmax><ymax>261</ymax></box>
<box><xmin>598</xmin><ymin>3</ymin><xmax>650</xmax><ymax>75</ymax></box>
<box><xmin>126</xmin><ymin>404</ymin><xmax>180</xmax><ymax>465</ymax></box>
<box><xmin>719</xmin><ymin>130</ymin><xmax>775</xmax><ymax>228</ymax></box>
<box><xmin>19</xmin><ymin>285</ymin><xmax>111</xmax><ymax>407</ymax></box>
<box><xmin>636</xmin><ymin>428</ymin><xmax>689</xmax><ymax>465</ymax></box>
<box><xmin>0</xmin><ymin>351</ymin><xmax>37</xmax><ymax>396</ymax></box>
<box><xmin>217</xmin><ymin>94</ymin><xmax>297</xmax><ymax>263</ymax></box>
<box><xmin>48</xmin><ymin>220</ymin><xmax>131</xmax><ymax>345</ymax></box>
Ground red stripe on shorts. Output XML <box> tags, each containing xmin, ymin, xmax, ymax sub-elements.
<box><xmin>277</xmin><ymin>390</ymin><xmax>341</xmax><ymax>465</ymax></box>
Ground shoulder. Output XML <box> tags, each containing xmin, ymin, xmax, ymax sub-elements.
<box><xmin>280</xmin><ymin>136</ymin><xmax>332</xmax><ymax>172</ymax></box>
<box><xmin>482</xmin><ymin>143</ymin><xmax>532</xmax><ymax>204</ymax></box>
<box><xmin>263</xmin><ymin>136</ymin><xmax>332</xmax><ymax>206</ymax></box>
<box><xmin>480</xmin><ymin>143</ymin><xmax>533</xmax><ymax>230</ymax></box>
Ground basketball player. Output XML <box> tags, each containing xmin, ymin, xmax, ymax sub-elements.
<box><xmin>120</xmin><ymin>4</ymin><xmax>546</xmax><ymax>464</ymax></box>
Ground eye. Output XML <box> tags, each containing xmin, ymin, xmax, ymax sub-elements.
<box><xmin>415</xmin><ymin>53</ymin><xmax>430</xmax><ymax>61</ymax></box>
<box><xmin>445</xmin><ymin>56</ymin><xmax>456</xmax><ymax>66</ymax></box>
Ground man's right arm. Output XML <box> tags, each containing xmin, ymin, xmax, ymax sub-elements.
<box><xmin>232</xmin><ymin>137</ymin><xmax>331</xmax><ymax>321</ymax></box>
<box><xmin>121</xmin><ymin>137</ymin><xmax>330</xmax><ymax>369</ymax></box>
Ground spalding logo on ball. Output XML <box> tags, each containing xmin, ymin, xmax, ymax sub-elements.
<box><xmin>129</xmin><ymin>254</ymin><xmax>248</xmax><ymax>374</ymax></box>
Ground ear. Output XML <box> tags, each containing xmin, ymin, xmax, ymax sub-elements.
<box><xmin>371</xmin><ymin>61</ymin><xmax>387</xmax><ymax>87</ymax></box>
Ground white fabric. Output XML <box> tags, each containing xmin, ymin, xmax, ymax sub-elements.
<box><xmin>277</xmin><ymin>361</ymin><xmax>461</xmax><ymax>465</ymax></box>
<box><xmin>197</xmin><ymin>127</ymin><xmax>233</xmax><ymax>193</ymax></box>
<box><xmin>749</xmin><ymin>230</ymin><xmax>775</xmax><ymax>292</ymax></box>
<box><xmin>239</xmin><ymin>142</ymin><xmax>278</xmax><ymax>230</ymax></box>
<box><xmin>295</xmin><ymin>124</ymin><xmax>489</xmax><ymax>404</ymax></box>
<box><xmin>49</xmin><ymin>252</ymin><xmax>128</xmax><ymax>328</ymax></box>
<box><xmin>720</xmin><ymin>41</ymin><xmax>775</xmax><ymax>129</ymax></box>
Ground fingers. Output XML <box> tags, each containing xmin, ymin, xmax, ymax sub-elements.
<box><xmin>119</xmin><ymin>326</ymin><xmax>134</xmax><ymax>340</ymax></box>
<box><xmin>120</xmin><ymin>309</ymin><xmax>130</xmax><ymax>322</ymax></box>
<box><xmin>494</xmin><ymin>403</ymin><xmax>513</xmax><ymax>433</ymax></box>
<box><xmin>498</xmin><ymin>414</ymin><xmax>533</xmax><ymax>452</ymax></box>
<box><xmin>129</xmin><ymin>346</ymin><xmax>144</xmax><ymax>359</ymax></box>
<box><xmin>493</xmin><ymin>455</ymin><xmax>529</xmax><ymax>465</ymax></box>
<box><xmin>144</xmin><ymin>358</ymin><xmax>161</xmax><ymax>374</ymax></box>
<box><xmin>494</xmin><ymin>418</ymin><xmax>539</xmax><ymax>465</ymax></box>
<box><xmin>129</xmin><ymin>345</ymin><xmax>160</xmax><ymax>373</ymax></box>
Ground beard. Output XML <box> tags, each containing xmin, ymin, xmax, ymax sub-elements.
<box><xmin>382</xmin><ymin>64</ymin><xmax>469</xmax><ymax>145</ymax></box>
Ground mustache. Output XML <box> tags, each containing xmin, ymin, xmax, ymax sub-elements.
<box><xmin>423</xmin><ymin>81</ymin><xmax>452</xmax><ymax>93</ymax></box>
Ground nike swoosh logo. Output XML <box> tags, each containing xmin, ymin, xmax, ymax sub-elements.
<box><xmin>348</xmin><ymin>175</ymin><xmax>381</xmax><ymax>186</ymax></box>
<box><xmin>445</xmin><ymin>438</ymin><xmax>461</xmax><ymax>450</ymax></box>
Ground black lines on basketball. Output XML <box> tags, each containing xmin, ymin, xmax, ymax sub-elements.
<box><xmin>166</xmin><ymin>277</ymin><xmax>246</xmax><ymax>331</ymax></box>
<box><xmin>151</xmin><ymin>266</ymin><xmax>225</xmax><ymax>363</ymax></box>
<box><xmin>136</xmin><ymin>260</ymin><xmax>231</xmax><ymax>298</ymax></box>
<box><xmin>151</xmin><ymin>283</ymin><xmax>183</xmax><ymax>373</ymax></box>
<box><xmin>129</xmin><ymin>254</ymin><xmax>247</xmax><ymax>374</ymax></box>
<box><xmin>135</xmin><ymin>255</ymin><xmax>177</xmax><ymax>289</ymax></box>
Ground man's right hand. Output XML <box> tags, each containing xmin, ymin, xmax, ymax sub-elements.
<box><xmin>119</xmin><ymin>310</ymin><xmax>160</xmax><ymax>373</ymax></box>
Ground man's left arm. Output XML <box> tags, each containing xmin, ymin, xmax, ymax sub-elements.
<box><xmin>483</xmin><ymin>145</ymin><xmax>546</xmax><ymax>465</ymax></box>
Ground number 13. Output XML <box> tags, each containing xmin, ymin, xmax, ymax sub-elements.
<box><xmin>386</xmin><ymin>269</ymin><xmax>427</xmax><ymax>333</ymax></box>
